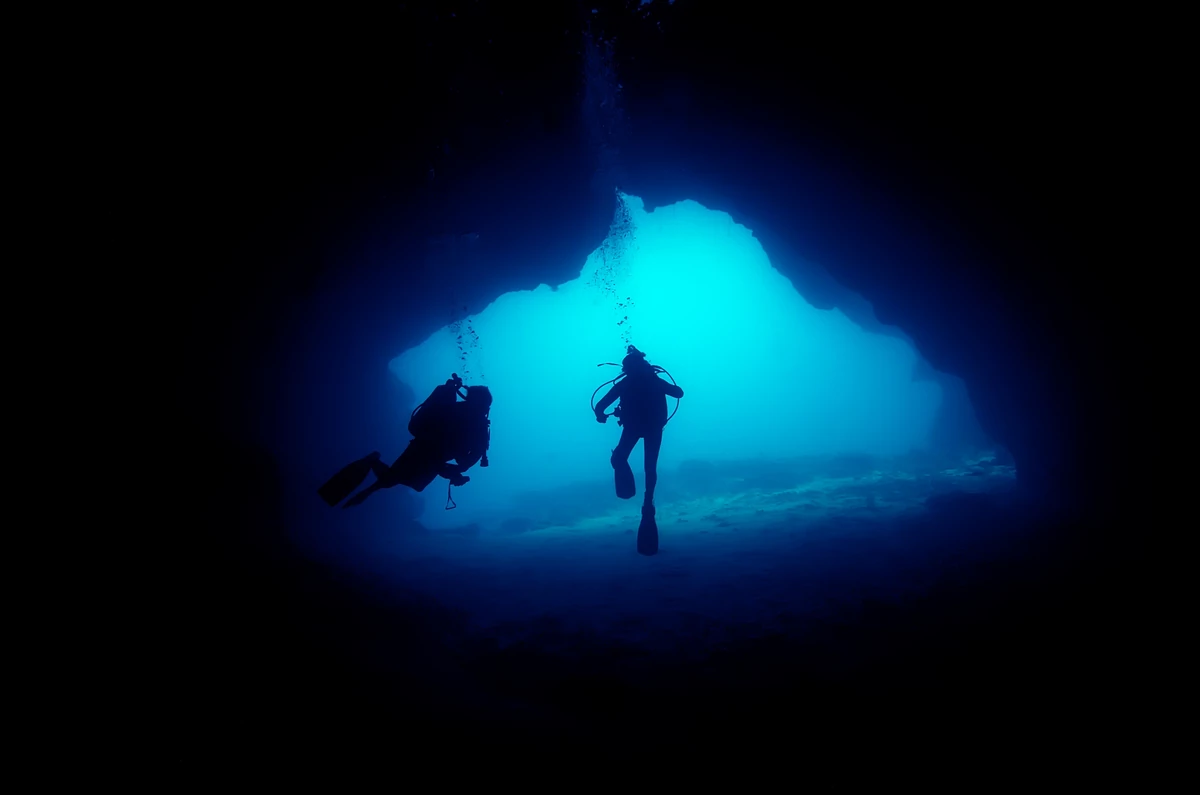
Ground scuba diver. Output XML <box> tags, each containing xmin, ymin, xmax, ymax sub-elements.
<box><xmin>593</xmin><ymin>345</ymin><xmax>684</xmax><ymax>520</ymax></box>
<box><xmin>318</xmin><ymin>374</ymin><xmax>492</xmax><ymax>510</ymax></box>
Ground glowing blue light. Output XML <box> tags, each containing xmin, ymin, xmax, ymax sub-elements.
<box><xmin>391</xmin><ymin>194</ymin><xmax>941</xmax><ymax>527</ymax></box>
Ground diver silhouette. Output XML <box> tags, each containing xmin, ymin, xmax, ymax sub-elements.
<box><xmin>319</xmin><ymin>374</ymin><xmax>492</xmax><ymax>510</ymax></box>
<box><xmin>593</xmin><ymin>346</ymin><xmax>684</xmax><ymax>518</ymax></box>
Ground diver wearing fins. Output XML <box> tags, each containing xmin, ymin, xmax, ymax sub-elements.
<box><xmin>593</xmin><ymin>345</ymin><xmax>684</xmax><ymax>518</ymax></box>
<box><xmin>319</xmin><ymin>373</ymin><xmax>492</xmax><ymax>510</ymax></box>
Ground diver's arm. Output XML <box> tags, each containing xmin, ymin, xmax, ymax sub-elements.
<box><xmin>454</xmin><ymin>428</ymin><xmax>489</xmax><ymax>472</ymax></box>
<box><xmin>660</xmin><ymin>377</ymin><xmax>684</xmax><ymax>399</ymax></box>
<box><xmin>455</xmin><ymin>451</ymin><xmax>483</xmax><ymax>472</ymax></box>
<box><xmin>595</xmin><ymin>381</ymin><xmax>624</xmax><ymax>414</ymax></box>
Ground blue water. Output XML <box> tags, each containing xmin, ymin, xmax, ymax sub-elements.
<box><xmin>387</xmin><ymin>195</ymin><xmax>957</xmax><ymax>531</ymax></box>
<box><xmin>290</xmin><ymin>195</ymin><xmax>1017</xmax><ymax>693</ymax></box>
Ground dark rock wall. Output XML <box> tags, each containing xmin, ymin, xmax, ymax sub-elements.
<box><xmin>180</xmin><ymin>2</ymin><xmax>1142</xmax><ymax>525</ymax></box>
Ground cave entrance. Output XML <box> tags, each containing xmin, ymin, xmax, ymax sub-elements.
<box><xmin>390</xmin><ymin>193</ymin><xmax>1014</xmax><ymax>532</ymax></box>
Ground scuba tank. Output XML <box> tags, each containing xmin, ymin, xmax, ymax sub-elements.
<box><xmin>407</xmin><ymin>373</ymin><xmax>490</xmax><ymax>511</ymax></box>
<box><xmin>409</xmin><ymin>373</ymin><xmax>466</xmax><ymax>437</ymax></box>
<box><xmin>410</xmin><ymin>374</ymin><xmax>490</xmax><ymax>465</ymax></box>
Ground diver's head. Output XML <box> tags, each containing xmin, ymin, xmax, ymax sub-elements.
<box><xmin>621</xmin><ymin>346</ymin><xmax>652</xmax><ymax>375</ymax></box>
<box><xmin>465</xmin><ymin>385</ymin><xmax>493</xmax><ymax>413</ymax></box>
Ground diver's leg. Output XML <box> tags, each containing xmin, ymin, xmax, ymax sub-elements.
<box><xmin>612</xmin><ymin>426</ymin><xmax>638</xmax><ymax>464</ymax></box>
<box><xmin>642</xmin><ymin>427</ymin><xmax>664</xmax><ymax>514</ymax></box>
<box><xmin>389</xmin><ymin>441</ymin><xmax>442</xmax><ymax>493</ymax></box>
<box><xmin>342</xmin><ymin>480</ymin><xmax>383</xmax><ymax>508</ymax></box>
<box><xmin>318</xmin><ymin>451</ymin><xmax>384</xmax><ymax>507</ymax></box>
<box><xmin>611</xmin><ymin>426</ymin><xmax>638</xmax><ymax>500</ymax></box>
<box><xmin>367</xmin><ymin>452</ymin><xmax>389</xmax><ymax>480</ymax></box>
<box><xmin>342</xmin><ymin>452</ymin><xmax>398</xmax><ymax>507</ymax></box>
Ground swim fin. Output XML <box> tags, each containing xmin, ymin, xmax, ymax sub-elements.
<box><xmin>614</xmin><ymin>460</ymin><xmax>636</xmax><ymax>500</ymax></box>
<box><xmin>319</xmin><ymin>452</ymin><xmax>381</xmax><ymax>507</ymax></box>
<box><xmin>637</xmin><ymin>510</ymin><xmax>658</xmax><ymax>556</ymax></box>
